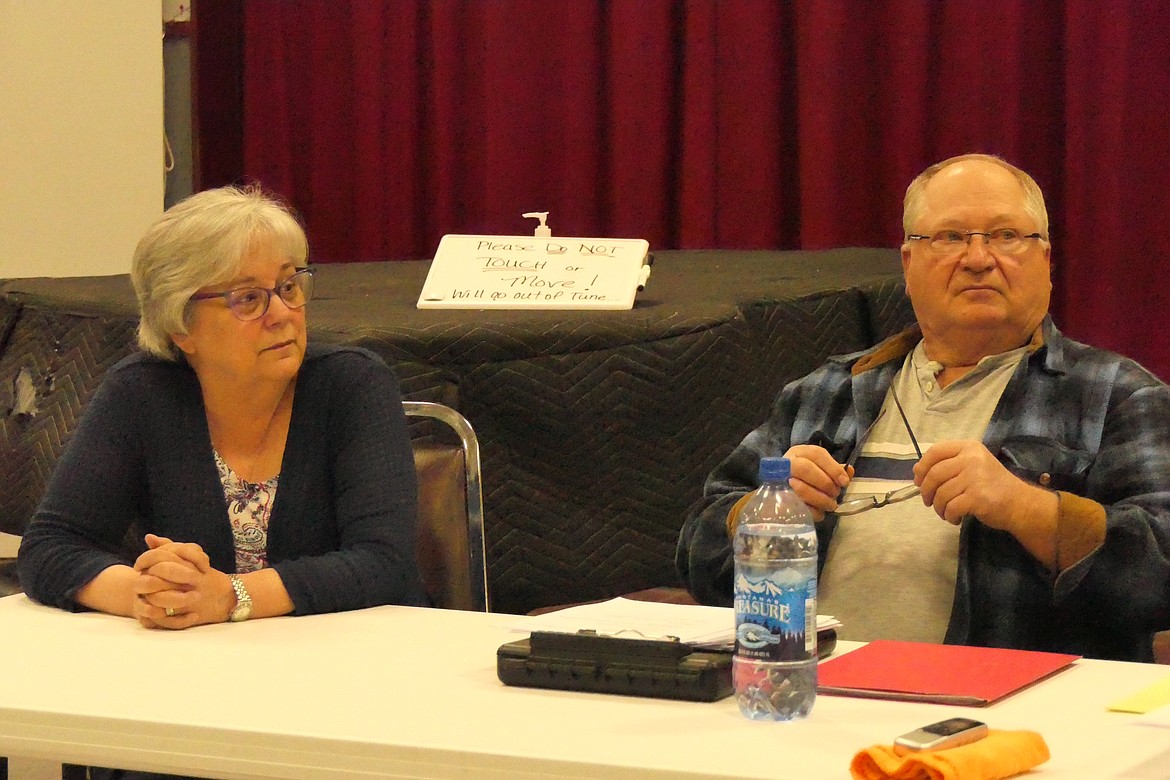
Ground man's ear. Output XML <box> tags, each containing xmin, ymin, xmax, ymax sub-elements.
<box><xmin>900</xmin><ymin>243</ymin><xmax>913</xmax><ymax>295</ymax></box>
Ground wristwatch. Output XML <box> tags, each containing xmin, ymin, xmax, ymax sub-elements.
<box><xmin>228</xmin><ymin>574</ymin><xmax>253</xmax><ymax>622</ymax></box>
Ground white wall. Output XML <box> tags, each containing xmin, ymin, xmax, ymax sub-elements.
<box><xmin>0</xmin><ymin>2</ymin><xmax>163</xmax><ymax>279</ymax></box>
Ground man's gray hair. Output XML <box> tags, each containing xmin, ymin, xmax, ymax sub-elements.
<box><xmin>902</xmin><ymin>153</ymin><xmax>1050</xmax><ymax>240</ymax></box>
<box><xmin>131</xmin><ymin>185</ymin><xmax>308</xmax><ymax>360</ymax></box>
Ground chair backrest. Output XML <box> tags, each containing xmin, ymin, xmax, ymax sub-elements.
<box><xmin>403</xmin><ymin>401</ymin><xmax>489</xmax><ymax>612</ymax></box>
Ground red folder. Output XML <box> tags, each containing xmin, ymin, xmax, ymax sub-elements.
<box><xmin>817</xmin><ymin>640</ymin><xmax>1079</xmax><ymax>706</ymax></box>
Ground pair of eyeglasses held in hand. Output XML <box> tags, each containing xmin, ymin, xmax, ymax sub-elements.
<box><xmin>189</xmin><ymin>267</ymin><xmax>315</xmax><ymax>322</ymax></box>
<box><xmin>833</xmin><ymin>386</ymin><xmax>923</xmax><ymax>517</ymax></box>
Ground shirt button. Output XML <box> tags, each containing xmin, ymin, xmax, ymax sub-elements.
<box><xmin>925</xmin><ymin>381</ymin><xmax>935</xmax><ymax>392</ymax></box>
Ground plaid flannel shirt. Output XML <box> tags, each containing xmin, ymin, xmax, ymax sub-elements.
<box><xmin>677</xmin><ymin>316</ymin><xmax>1170</xmax><ymax>661</ymax></box>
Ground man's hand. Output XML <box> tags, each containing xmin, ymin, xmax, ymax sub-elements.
<box><xmin>914</xmin><ymin>439</ymin><xmax>1059</xmax><ymax>568</ymax></box>
<box><xmin>783</xmin><ymin>445</ymin><xmax>854</xmax><ymax>520</ymax></box>
<box><xmin>914</xmin><ymin>440</ymin><xmax>1029</xmax><ymax>528</ymax></box>
<box><xmin>131</xmin><ymin>534</ymin><xmax>233</xmax><ymax>629</ymax></box>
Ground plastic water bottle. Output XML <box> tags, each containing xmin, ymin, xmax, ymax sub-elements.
<box><xmin>733</xmin><ymin>456</ymin><xmax>818</xmax><ymax>721</ymax></box>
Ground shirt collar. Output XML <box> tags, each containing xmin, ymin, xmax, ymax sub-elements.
<box><xmin>852</xmin><ymin>317</ymin><xmax>1049</xmax><ymax>376</ymax></box>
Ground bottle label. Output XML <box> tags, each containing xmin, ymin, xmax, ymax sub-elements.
<box><xmin>734</xmin><ymin>571</ymin><xmax>816</xmax><ymax>662</ymax></box>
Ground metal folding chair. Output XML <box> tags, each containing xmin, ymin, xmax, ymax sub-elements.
<box><xmin>403</xmin><ymin>401</ymin><xmax>489</xmax><ymax>612</ymax></box>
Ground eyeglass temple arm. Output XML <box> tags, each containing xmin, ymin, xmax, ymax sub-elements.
<box><xmin>889</xmin><ymin>386</ymin><xmax>923</xmax><ymax>459</ymax></box>
<box><xmin>836</xmin><ymin>407</ymin><xmax>886</xmax><ymax>504</ymax></box>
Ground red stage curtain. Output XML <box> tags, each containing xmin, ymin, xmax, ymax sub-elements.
<box><xmin>235</xmin><ymin>1</ymin><xmax>1170</xmax><ymax>380</ymax></box>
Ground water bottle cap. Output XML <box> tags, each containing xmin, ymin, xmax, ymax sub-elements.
<box><xmin>758</xmin><ymin>456</ymin><xmax>790</xmax><ymax>482</ymax></box>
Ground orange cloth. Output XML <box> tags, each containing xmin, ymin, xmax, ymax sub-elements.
<box><xmin>850</xmin><ymin>729</ymin><xmax>1049</xmax><ymax>780</ymax></box>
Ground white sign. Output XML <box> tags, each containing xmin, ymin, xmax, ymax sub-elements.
<box><xmin>417</xmin><ymin>234</ymin><xmax>651</xmax><ymax>310</ymax></box>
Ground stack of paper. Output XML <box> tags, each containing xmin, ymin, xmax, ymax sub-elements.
<box><xmin>514</xmin><ymin>596</ymin><xmax>841</xmax><ymax>649</ymax></box>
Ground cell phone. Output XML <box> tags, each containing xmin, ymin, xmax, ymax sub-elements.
<box><xmin>893</xmin><ymin>717</ymin><xmax>989</xmax><ymax>755</ymax></box>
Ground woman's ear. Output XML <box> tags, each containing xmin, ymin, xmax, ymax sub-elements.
<box><xmin>170</xmin><ymin>331</ymin><xmax>195</xmax><ymax>356</ymax></box>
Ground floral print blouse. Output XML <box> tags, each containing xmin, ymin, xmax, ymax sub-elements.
<box><xmin>213</xmin><ymin>449</ymin><xmax>278</xmax><ymax>573</ymax></box>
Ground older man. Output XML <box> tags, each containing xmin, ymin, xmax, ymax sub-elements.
<box><xmin>677</xmin><ymin>154</ymin><xmax>1170</xmax><ymax>662</ymax></box>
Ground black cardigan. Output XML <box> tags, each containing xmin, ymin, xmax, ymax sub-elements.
<box><xmin>19</xmin><ymin>343</ymin><xmax>425</xmax><ymax>614</ymax></box>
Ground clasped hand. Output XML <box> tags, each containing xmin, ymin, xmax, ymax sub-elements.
<box><xmin>131</xmin><ymin>533</ymin><xmax>231</xmax><ymax>629</ymax></box>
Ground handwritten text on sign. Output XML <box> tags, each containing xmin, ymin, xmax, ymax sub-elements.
<box><xmin>417</xmin><ymin>235</ymin><xmax>650</xmax><ymax>310</ymax></box>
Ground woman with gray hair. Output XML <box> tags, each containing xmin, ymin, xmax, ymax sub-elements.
<box><xmin>18</xmin><ymin>185</ymin><xmax>426</xmax><ymax>627</ymax></box>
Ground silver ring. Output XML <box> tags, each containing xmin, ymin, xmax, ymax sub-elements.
<box><xmin>165</xmin><ymin>607</ymin><xmax>176</xmax><ymax>618</ymax></box>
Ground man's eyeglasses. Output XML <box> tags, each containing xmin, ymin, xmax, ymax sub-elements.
<box><xmin>189</xmin><ymin>267</ymin><xmax>315</xmax><ymax>322</ymax></box>
<box><xmin>834</xmin><ymin>387</ymin><xmax>923</xmax><ymax>517</ymax></box>
<box><xmin>906</xmin><ymin>228</ymin><xmax>1044</xmax><ymax>257</ymax></box>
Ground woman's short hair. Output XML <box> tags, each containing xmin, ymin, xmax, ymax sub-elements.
<box><xmin>902</xmin><ymin>153</ymin><xmax>1050</xmax><ymax>241</ymax></box>
<box><xmin>131</xmin><ymin>185</ymin><xmax>308</xmax><ymax>360</ymax></box>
